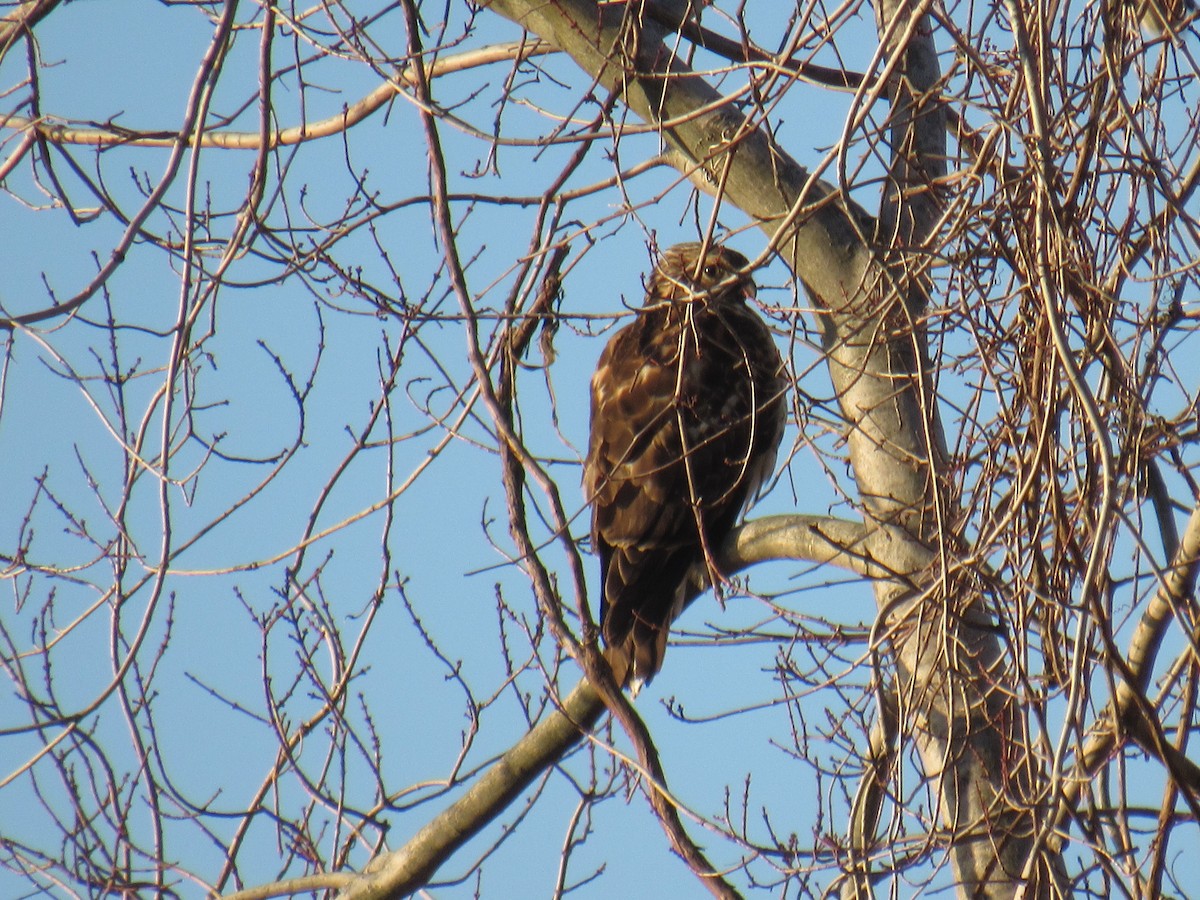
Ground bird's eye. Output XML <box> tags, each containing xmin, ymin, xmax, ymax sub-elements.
<box><xmin>703</xmin><ymin>265</ymin><xmax>720</xmax><ymax>279</ymax></box>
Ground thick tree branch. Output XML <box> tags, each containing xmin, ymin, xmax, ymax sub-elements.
<box><xmin>336</xmin><ymin>679</ymin><xmax>604</xmax><ymax>900</ymax></box>
<box><xmin>0</xmin><ymin>0</ymin><xmax>62</xmax><ymax>63</ymax></box>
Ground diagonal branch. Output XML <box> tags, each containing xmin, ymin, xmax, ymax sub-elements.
<box><xmin>1054</xmin><ymin>495</ymin><xmax>1200</xmax><ymax>834</ymax></box>
<box><xmin>0</xmin><ymin>0</ymin><xmax>63</xmax><ymax>63</ymax></box>
<box><xmin>333</xmin><ymin>515</ymin><xmax>872</xmax><ymax>899</ymax></box>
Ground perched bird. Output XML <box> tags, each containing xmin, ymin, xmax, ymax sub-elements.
<box><xmin>584</xmin><ymin>242</ymin><xmax>787</xmax><ymax>691</ymax></box>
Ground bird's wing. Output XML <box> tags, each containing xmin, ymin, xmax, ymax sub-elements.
<box><xmin>584</xmin><ymin>303</ymin><xmax>785</xmax><ymax>684</ymax></box>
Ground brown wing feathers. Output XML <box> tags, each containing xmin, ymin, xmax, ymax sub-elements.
<box><xmin>584</xmin><ymin>243</ymin><xmax>786</xmax><ymax>689</ymax></box>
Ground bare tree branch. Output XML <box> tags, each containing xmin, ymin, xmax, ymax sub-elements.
<box><xmin>0</xmin><ymin>41</ymin><xmax>554</xmax><ymax>152</ymax></box>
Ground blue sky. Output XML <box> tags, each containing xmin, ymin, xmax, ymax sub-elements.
<box><xmin>2</xmin><ymin>1</ymin><xmax>1199</xmax><ymax>897</ymax></box>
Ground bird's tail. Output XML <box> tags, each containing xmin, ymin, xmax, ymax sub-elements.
<box><xmin>602</xmin><ymin>630</ymin><xmax>667</xmax><ymax>698</ymax></box>
<box><xmin>602</xmin><ymin>644</ymin><xmax>634</xmax><ymax>692</ymax></box>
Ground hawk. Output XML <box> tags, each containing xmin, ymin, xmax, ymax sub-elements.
<box><xmin>584</xmin><ymin>242</ymin><xmax>787</xmax><ymax>690</ymax></box>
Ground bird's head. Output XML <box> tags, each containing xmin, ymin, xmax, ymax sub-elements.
<box><xmin>646</xmin><ymin>242</ymin><xmax>757</xmax><ymax>306</ymax></box>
